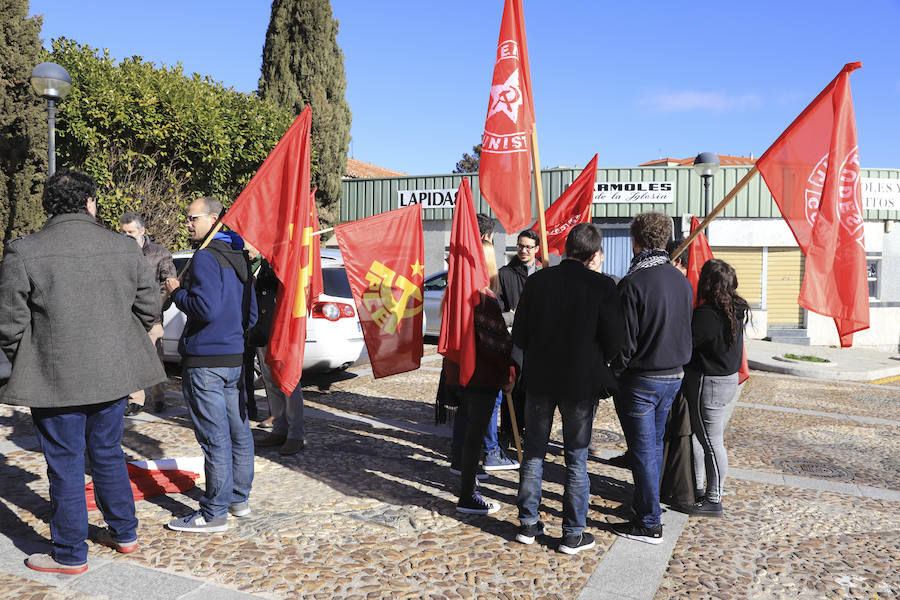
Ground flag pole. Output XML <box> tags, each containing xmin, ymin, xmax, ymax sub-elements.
<box><xmin>671</xmin><ymin>165</ymin><xmax>758</xmax><ymax>263</ymax></box>
<box><xmin>530</xmin><ymin>123</ymin><xmax>550</xmax><ymax>266</ymax></box>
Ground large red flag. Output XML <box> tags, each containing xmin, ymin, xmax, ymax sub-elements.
<box><xmin>756</xmin><ymin>63</ymin><xmax>868</xmax><ymax>346</ymax></box>
<box><xmin>438</xmin><ymin>178</ymin><xmax>490</xmax><ymax>386</ymax></box>
<box><xmin>531</xmin><ymin>154</ymin><xmax>597</xmax><ymax>255</ymax></box>
<box><xmin>683</xmin><ymin>216</ymin><xmax>750</xmax><ymax>384</ymax></box>
<box><xmin>221</xmin><ymin>106</ymin><xmax>321</xmax><ymax>392</ymax></box>
<box><xmin>335</xmin><ymin>205</ymin><xmax>425</xmax><ymax>379</ymax></box>
<box><xmin>479</xmin><ymin>0</ymin><xmax>535</xmax><ymax>235</ymax></box>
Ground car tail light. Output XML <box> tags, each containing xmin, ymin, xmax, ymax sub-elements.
<box><xmin>312</xmin><ymin>301</ymin><xmax>355</xmax><ymax>321</ymax></box>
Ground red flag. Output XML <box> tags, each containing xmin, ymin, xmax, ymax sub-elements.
<box><xmin>335</xmin><ymin>205</ymin><xmax>425</xmax><ymax>379</ymax></box>
<box><xmin>438</xmin><ymin>178</ymin><xmax>490</xmax><ymax>386</ymax></box>
<box><xmin>221</xmin><ymin>106</ymin><xmax>321</xmax><ymax>392</ymax></box>
<box><xmin>531</xmin><ymin>154</ymin><xmax>597</xmax><ymax>255</ymax></box>
<box><xmin>479</xmin><ymin>0</ymin><xmax>535</xmax><ymax>234</ymax></box>
<box><xmin>684</xmin><ymin>216</ymin><xmax>714</xmax><ymax>308</ymax></box>
<box><xmin>683</xmin><ymin>217</ymin><xmax>749</xmax><ymax>383</ymax></box>
<box><xmin>756</xmin><ymin>63</ymin><xmax>868</xmax><ymax>346</ymax></box>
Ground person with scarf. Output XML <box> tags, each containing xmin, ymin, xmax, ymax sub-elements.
<box><xmin>610</xmin><ymin>212</ymin><xmax>693</xmax><ymax>545</ymax></box>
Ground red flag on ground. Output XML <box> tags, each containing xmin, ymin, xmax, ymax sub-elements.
<box><xmin>531</xmin><ymin>154</ymin><xmax>597</xmax><ymax>255</ymax></box>
<box><xmin>438</xmin><ymin>179</ymin><xmax>490</xmax><ymax>386</ymax></box>
<box><xmin>221</xmin><ymin>106</ymin><xmax>322</xmax><ymax>392</ymax></box>
<box><xmin>479</xmin><ymin>0</ymin><xmax>535</xmax><ymax>234</ymax></box>
<box><xmin>86</xmin><ymin>464</ymin><xmax>199</xmax><ymax>511</ymax></box>
<box><xmin>756</xmin><ymin>63</ymin><xmax>868</xmax><ymax>346</ymax></box>
<box><xmin>335</xmin><ymin>205</ymin><xmax>425</xmax><ymax>379</ymax></box>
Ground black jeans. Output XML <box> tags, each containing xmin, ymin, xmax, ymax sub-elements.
<box><xmin>458</xmin><ymin>388</ymin><xmax>500</xmax><ymax>501</ymax></box>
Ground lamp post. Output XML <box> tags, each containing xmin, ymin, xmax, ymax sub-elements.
<box><xmin>30</xmin><ymin>62</ymin><xmax>72</xmax><ymax>176</ymax></box>
<box><xmin>693</xmin><ymin>152</ymin><xmax>720</xmax><ymax>220</ymax></box>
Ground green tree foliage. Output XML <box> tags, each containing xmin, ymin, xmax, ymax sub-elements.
<box><xmin>454</xmin><ymin>144</ymin><xmax>482</xmax><ymax>174</ymax></box>
<box><xmin>49</xmin><ymin>38</ymin><xmax>296</xmax><ymax>249</ymax></box>
<box><xmin>0</xmin><ymin>0</ymin><xmax>47</xmax><ymax>251</ymax></box>
<box><xmin>259</xmin><ymin>0</ymin><xmax>352</xmax><ymax>226</ymax></box>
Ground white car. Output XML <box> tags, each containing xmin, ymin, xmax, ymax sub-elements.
<box><xmin>422</xmin><ymin>271</ymin><xmax>448</xmax><ymax>337</ymax></box>
<box><xmin>162</xmin><ymin>248</ymin><xmax>364</xmax><ymax>372</ymax></box>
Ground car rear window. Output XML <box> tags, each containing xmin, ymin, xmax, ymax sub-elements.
<box><xmin>323</xmin><ymin>267</ymin><xmax>352</xmax><ymax>298</ymax></box>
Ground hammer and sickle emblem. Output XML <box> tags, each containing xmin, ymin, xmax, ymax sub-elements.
<box><xmin>362</xmin><ymin>261</ymin><xmax>423</xmax><ymax>334</ymax></box>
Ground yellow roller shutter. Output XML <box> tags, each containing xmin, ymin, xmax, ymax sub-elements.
<box><xmin>767</xmin><ymin>248</ymin><xmax>805</xmax><ymax>326</ymax></box>
<box><xmin>709</xmin><ymin>247</ymin><xmax>763</xmax><ymax>307</ymax></box>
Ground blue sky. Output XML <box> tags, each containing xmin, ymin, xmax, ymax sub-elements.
<box><xmin>30</xmin><ymin>0</ymin><xmax>900</xmax><ymax>175</ymax></box>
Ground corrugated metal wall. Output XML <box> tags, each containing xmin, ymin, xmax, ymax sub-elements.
<box><xmin>341</xmin><ymin>166</ymin><xmax>900</xmax><ymax>224</ymax></box>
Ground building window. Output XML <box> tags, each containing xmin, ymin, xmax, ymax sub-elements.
<box><xmin>867</xmin><ymin>256</ymin><xmax>881</xmax><ymax>299</ymax></box>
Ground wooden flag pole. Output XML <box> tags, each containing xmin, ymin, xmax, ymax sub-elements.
<box><xmin>530</xmin><ymin>123</ymin><xmax>550</xmax><ymax>265</ymax></box>
<box><xmin>310</xmin><ymin>226</ymin><xmax>334</xmax><ymax>237</ymax></box>
<box><xmin>671</xmin><ymin>165</ymin><xmax>759</xmax><ymax>264</ymax></box>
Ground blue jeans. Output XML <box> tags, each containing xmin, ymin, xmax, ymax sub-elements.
<box><xmin>517</xmin><ymin>391</ymin><xmax>597</xmax><ymax>537</ymax></box>
<box><xmin>182</xmin><ymin>366</ymin><xmax>255</xmax><ymax>520</ymax></box>
<box><xmin>451</xmin><ymin>390</ymin><xmax>502</xmax><ymax>461</ymax></box>
<box><xmin>615</xmin><ymin>373</ymin><xmax>683</xmax><ymax>528</ymax></box>
<box><xmin>31</xmin><ymin>399</ymin><xmax>137</xmax><ymax>565</ymax></box>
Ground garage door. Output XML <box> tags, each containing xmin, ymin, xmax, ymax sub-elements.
<box><xmin>766</xmin><ymin>248</ymin><xmax>805</xmax><ymax>326</ymax></box>
<box><xmin>710</xmin><ymin>247</ymin><xmax>763</xmax><ymax>307</ymax></box>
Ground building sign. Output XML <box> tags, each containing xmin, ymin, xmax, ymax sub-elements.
<box><xmin>593</xmin><ymin>181</ymin><xmax>674</xmax><ymax>204</ymax></box>
<box><xmin>861</xmin><ymin>177</ymin><xmax>899</xmax><ymax>211</ymax></box>
<box><xmin>398</xmin><ymin>188</ymin><xmax>457</xmax><ymax>209</ymax></box>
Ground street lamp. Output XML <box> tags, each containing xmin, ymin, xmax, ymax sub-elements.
<box><xmin>30</xmin><ymin>62</ymin><xmax>72</xmax><ymax>176</ymax></box>
<box><xmin>693</xmin><ymin>152</ymin><xmax>720</xmax><ymax>218</ymax></box>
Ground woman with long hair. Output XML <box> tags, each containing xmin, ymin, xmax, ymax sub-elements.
<box><xmin>443</xmin><ymin>241</ymin><xmax>517</xmax><ymax>514</ymax></box>
<box><xmin>685</xmin><ymin>259</ymin><xmax>750</xmax><ymax>517</ymax></box>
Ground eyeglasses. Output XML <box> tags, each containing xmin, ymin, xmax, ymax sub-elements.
<box><xmin>186</xmin><ymin>213</ymin><xmax>212</xmax><ymax>223</ymax></box>
<box><xmin>517</xmin><ymin>243</ymin><xmax>537</xmax><ymax>251</ymax></box>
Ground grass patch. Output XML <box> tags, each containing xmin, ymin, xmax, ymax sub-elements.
<box><xmin>783</xmin><ymin>353</ymin><xmax>830</xmax><ymax>363</ymax></box>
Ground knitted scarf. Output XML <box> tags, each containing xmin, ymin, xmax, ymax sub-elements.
<box><xmin>626</xmin><ymin>249</ymin><xmax>670</xmax><ymax>276</ymax></box>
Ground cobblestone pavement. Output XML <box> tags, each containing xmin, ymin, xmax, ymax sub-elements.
<box><xmin>0</xmin><ymin>346</ymin><xmax>897</xmax><ymax>599</ymax></box>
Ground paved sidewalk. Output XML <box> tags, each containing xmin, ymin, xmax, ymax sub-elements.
<box><xmin>746</xmin><ymin>338</ymin><xmax>900</xmax><ymax>381</ymax></box>
<box><xmin>0</xmin><ymin>344</ymin><xmax>897</xmax><ymax>599</ymax></box>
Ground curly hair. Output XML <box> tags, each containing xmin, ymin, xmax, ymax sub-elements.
<box><xmin>697</xmin><ymin>259</ymin><xmax>751</xmax><ymax>347</ymax></box>
<box><xmin>42</xmin><ymin>169</ymin><xmax>97</xmax><ymax>217</ymax></box>
<box><xmin>630</xmin><ymin>212</ymin><xmax>672</xmax><ymax>251</ymax></box>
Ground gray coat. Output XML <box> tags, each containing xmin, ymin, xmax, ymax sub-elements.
<box><xmin>0</xmin><ymin>213</ymin><xmax>167</xmax><ymax>408</ymax></box>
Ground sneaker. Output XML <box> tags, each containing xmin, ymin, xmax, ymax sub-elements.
<box><xmin>482</xmin><ymin>449</ymin><xmax>519</xmax><ymax>471</ymax></box>
<box><xmin>167</xmin><ymin>511</ymin><xmax>228</xmax><ymax>533</ymax></box>
<box><xmin>26</xmin><ymin>553</ymin><xmax>88</xmax><ymax>574</ymax></box>
<box><xmin>279</xmin><ymin>439</ymin><xmax>305</xmax><ymax>455</ymax></box>
<box><xmin>605</xmin><ymin>452</ymin><xmax>631</xmax><ymax>469</ymax></box>
<box><xmin>685</xmin><ymin>498</ymin><xmax>723</xmax><ymax>517</ymax></box>
<box><xmin>456</xmin><ymin>493</ymin><xmax>500</xmax><ymax>515</ymax></box>
<box><xmin>587</xmin><ymin>443</ymin><xmax>603</xmax><ymax>457</ymax></box>
<box><xmin>123</xmin><ymin>403</ymin><xmax>143</xmax><ymax>417</ymax></box>
<box><xmin>611</xmin><ymin>520</ymin><xmax>663</xmax><ymax>545</ymax></box>
<box><xmin>449</xmin><ymin>463</ymin><xmax>489</xmax><ymax>481</ymax></box>
<box><xmin>90</xmin><ymin>528</ymin><xmax>138</xmax><ymax>553</ymax></box>
<box><xmin>255</xmin><ymin>433</ymin><xmax>286</xmax><ymax>448</ymax></box>
<box><xmin>559</xmin><ymin>532</ymin><xmax>596</xmax><ymax>555</ymax></box>
<box><xmin>228</xmin><ymin>501</ymin><xmax>251</xmax><ymax>518</ymax></box>
<box><xmin>516</xmin><ymin>521</ymin><xmax>545</xmax><ymax>545</ymax></box>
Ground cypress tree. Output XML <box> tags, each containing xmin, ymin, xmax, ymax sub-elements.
<box><xmin>258</xmin><ymin>0</ymin><xmax>352</xmax><ymax>225</ymax></box>
<box><xmin>0</xmin><ymin>0</ymin><xmax>47</xmax><ymax>250</ymax></box>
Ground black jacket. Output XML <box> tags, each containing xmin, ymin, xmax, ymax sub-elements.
<box><xmin>512</xmin><ymin>259</ymin><xmax>626</xmax><ymax>401</ymax></box>
<box><xmin>498</xmin><ymin>256</ymin><xmax>537</xmax><ymax>312</ymax></box>
<box><xmin>611</xmin><ymin>263</ymin><xmax>693</xmax><ymax>377</ymax></box>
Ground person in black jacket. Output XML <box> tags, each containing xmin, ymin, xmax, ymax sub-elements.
<box><xmin>610</xmin><ymin>212</ymin><xmax>693</xmax><ymax>546</ymax></box>
<box><xmin>683</xmin><ymin>259</ymin><xmax>749</xmax><ymax>517</ymax></box>
<box><xmin>512</xmin><ymin>223</ymin><xmax>626</xmax><ymax>554</ymax></box>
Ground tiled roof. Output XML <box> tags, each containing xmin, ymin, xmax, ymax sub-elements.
<box><xmin>344</xmin><ymin>158</ymin><xmax>406</xmax><ymax>179</ymax></box>
<box><xmin>639</xmin><ymin>154</ymin><xmax>757</xmax><ymax>167</ymax></box>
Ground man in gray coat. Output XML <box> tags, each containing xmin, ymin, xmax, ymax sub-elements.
<box><xmin>0</xmin><ymin>169</ymin><xmax>166</xmax><ymax>574</ymax></box>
